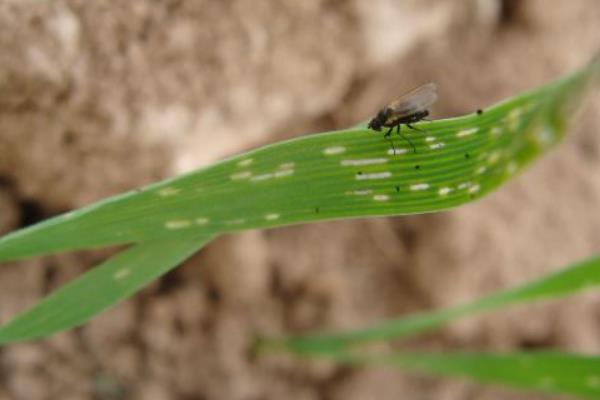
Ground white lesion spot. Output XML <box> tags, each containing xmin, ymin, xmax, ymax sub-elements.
<box><xmin>468</xmin><ymin>184</ymin><xmax>480</xmax><ymax>194</ymax></box>
<box><xmin>456</xmin><ymin>127</ymin><xmax>479</xmax><ymax>138</ymax></box>
<box><xmin>279</xmin><ymin>162</ymin><xmax>295</xmax><ymax>169</ymax></box>
<box><xmin>508</xmin><ymin>107</ymin><xmax>523</xmax><ymax>118</ymax></box>
<box><xmin>373</xmin><ymin>194</ymin><xmax>390</xmax><ymax>202</ymax></box>
<box><xmin>476</xmin><ymin>166</ymin><xmax>487</xmax><ymax>175</ymax></box>
<box><xmin>251</xmin><ymin>173</ymin><xmax>273</xmax><ymax>182</ymax></box>
<box><xmin>165</xmin><ymin>220</ymin><xmax>192</xmax><ymax>229</ymax></box>
<box><xmin>352</xmin><ymin>189</ymin><xmax>373</xmax><ymax>196</ymax></box>
<box><xmin>265</xmin><ymin>213</ymin><xmax>280</xmax><ymax>221</ymax></box>
<box><xmin>113</xmin><ymin>268</ymin><xmax>130</xmax><ymax>280</ymax></box>
<box><xmin>425</xmin><ymin>136</ymin><xmax>436</xmax><ymax>142</ymax></box>
<box><xmin>410</xmin><ymin>183</ymin><xmax>430</xmax><ymax>191</ymax></box>
<box><xmin>244</xmin><ymin>161</ymin><xmax>295</xmax><ymax>182</ymax></box>
<box><xmin>341</xmin><ymin>158</ymin><xmax>388</xmax><ymax>166</ymax></box>
<box><xmin>488</xmin><ymin>151</ymin><xmax>502</xmax><ymax>164</ymax></box>
<box><xmin>274</xmin><ymin>169</ymin><xmax>294</xmax><ymax>178</ymax></box>
<box><xmin>387</xmin><ymin>148</ymin><xmax>409</xmax><ymax>155</ymax></box>
<box><xmin>230</xmin><ymin>171</ymin><xmax>252</xmax><ymax>180</ymax></box>
<box><xmin>507</xmin><ymin>108</ymin><xmax>523</xmax><ymax>131</ymax></box>
<box><xmin>438</xmin><ymin>187</ymin><xmax>452</xmax><ymax>196</ymax></box>
<box><xmin>195</xmin><ymin>217</ymin><xmax>209</xmax><ymax>225</ymax></box>
<box><xmin>457</xmin><ymin>181</ymin><xmax>471</xmax><ymax>190</ymax></box>
<box><xmin>534</xmin><ymin>125</ymin><xmax>555</xmax><ymax>146</ymax></box>
<box><xmin>490</xmin><ymin>126</ymin><xmax>502</xmax><ymax>137</ymax></box>
<box><xmin>157</xmin><ymin>187</ymin><xmax>181</xmax><ymax>197</ymax></box>
<box><xmin>429</xmin><ymin>142</ymin><xmax>445</xmax><ymax>150</ymax></box>
<box><xmin>324</xmin><ymin>146</ymin><xmax>346</xmax><ymax>155</ymax></box>
<box><xmin>237</xmin><ymin>158</ymin><xmax>253</xmax><ymax>167</ymax></box>
<box><xmin>506</xmin><ymin>161</ymin><xmax>518</xmax><ymax>175</ymax></box>
<box><xmin>356</xmin><ymin>171</ymin><xmax>392</xmax><ymax>180</ymax></box>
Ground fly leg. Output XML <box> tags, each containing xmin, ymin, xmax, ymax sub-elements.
<box><xmin>407</xmin><ymin>123</ymin><xmax>427</xmax><ymax>133</ymax></box>
<box><xmin>396</xmin><ymin>124</ymin><xmax>416</xmax><ymax>153</ymax></box>
<box><xmin>383</xmin><ymin>127</ymin><xmax>396</xmax><ymax>153</ymax></box>
<box><xmin>407</xmin><ymin>123</ymin><xmax>430</xmax><ymax>153</ymax></box>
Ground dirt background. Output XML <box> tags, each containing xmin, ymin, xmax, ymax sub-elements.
<box><xmin>1</xmin><ymin>0</ymin><xmax>600</xmax><ymax>399</ymax></box>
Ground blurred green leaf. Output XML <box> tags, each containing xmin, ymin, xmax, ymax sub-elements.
<box><xmin>320</xmin><ymin>350</ymin><xmax>600</xmax><ymax>399</ymax></box>
<box><xmin>259</xmin><ymin>254</ymin><xmax>600</xmax><ymax>353</ymax></box>
<box><xmin>0</xmin><ymin>234</ymin><xmax>212</xmax><ymax>344</ymax></box>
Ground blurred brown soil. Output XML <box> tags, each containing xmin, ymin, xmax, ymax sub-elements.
<box><xmin>1</xmin><ymin>1</ymin><xmax>600</xmax><ymax>399</ymax></box>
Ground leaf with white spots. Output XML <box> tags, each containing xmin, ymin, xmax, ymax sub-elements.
<box><xmin>0</xmin><ymin>54</ymin><xmax>598</xmax><ymax>367</ymax></box>
<box><xmin>0</xmin><ymin>56</ymin><xmax>597</xmax><ymax>262</ymax></box>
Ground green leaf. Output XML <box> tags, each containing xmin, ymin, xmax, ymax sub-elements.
<box><xmin>0</xmin><ymin>234</ymin><xmax>212</xmax><ymax>344</ymax></box>
<box><xmin>0</xmin><ymin>55</ymin><xmax>598</xmax><ymax>262</ymax></box>
<box><xmin>257</xmin><ymin>253</ymin><xmax>600</xmax><ymax>399</ymax></box>
<box><xmin>317</xmin><ymin>350</ymin><xmax>600</xmax><ymax>399</ymax></box>
<box><xmin>0</xmin><ymin>55</ymin><xmax>598</xmax><ymax>347</ymax></box>
<box><xmin>258</xmin><ymin>254</ymin><xmax>600</xmax><ymax>354</ymax></box>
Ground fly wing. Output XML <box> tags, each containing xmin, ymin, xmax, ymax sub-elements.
<box><xmin>387</xmin><ymin>82</ymin><xmax>438</xmax><ymax>118</ymax></box>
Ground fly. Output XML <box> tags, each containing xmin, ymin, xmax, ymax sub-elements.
<box><xmin>368</xmin><ymin>82</ymin><xmax>438</xmax><ymax>153</ymax></box>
